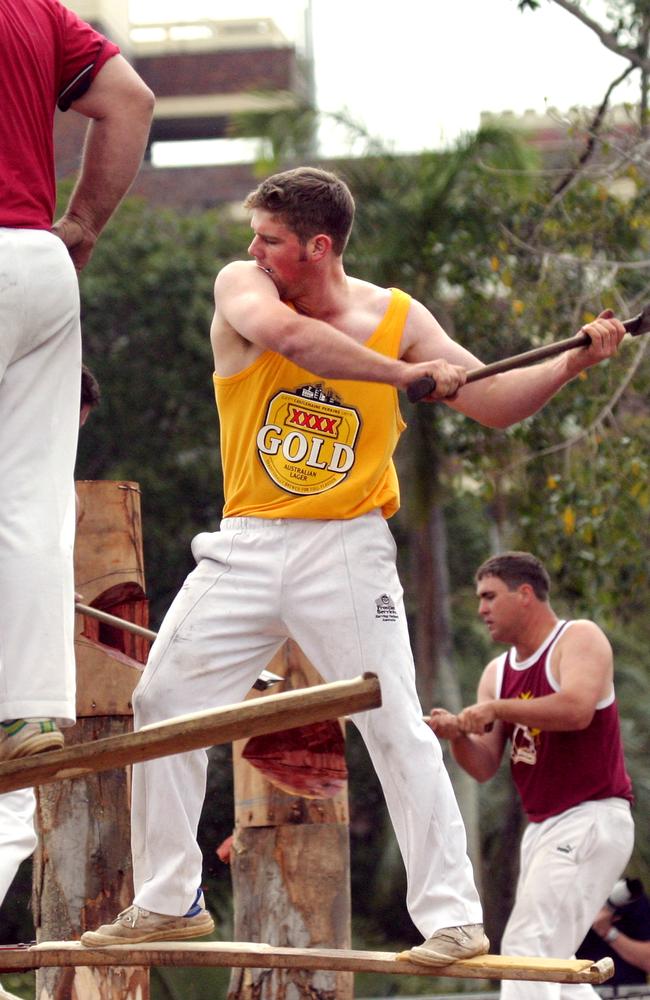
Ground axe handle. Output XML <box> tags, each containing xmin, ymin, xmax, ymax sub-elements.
<box><xmin>406</xmin><ymin>310</ymin><xmax>646</xmax><ymax>404</ymax></box>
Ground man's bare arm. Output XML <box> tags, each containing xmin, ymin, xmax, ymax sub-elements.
<box><xmin>401</xmin><ymin>299</ymin><xmax>626</xmax><ymax>428</ymax></box>
<box><xmin>458</xmin><ymin>621</ymin><xmax>613</xmax><ymax>734</ymax></box>
<box><xmin>213</xmin><ymin>261</ymin><xmax>467</xmax><ymax>396</ymax></box>
<box><xmin>52</xmin><ymin>55</ymin><xmax>155</xmax><ymax>270</ymax></box>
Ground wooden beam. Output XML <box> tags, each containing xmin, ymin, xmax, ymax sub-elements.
<box><xmin>0</xmin><ymin>673</ymin><xmax>381</xmax><ymax>794</ymax></box>
<box><xmin>0</xmin><ymin>941</ymin><xmax>614</xmax><ymax>984</ymax></box>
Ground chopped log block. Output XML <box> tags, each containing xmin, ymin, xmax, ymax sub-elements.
<box><xmin>229</xmin><ymin>641</ymin><xmax>353</xmax><ymax>1000</ymax></box>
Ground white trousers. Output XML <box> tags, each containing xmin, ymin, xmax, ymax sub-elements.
<box><xmin>500</xmin><ymin>797</ymin><xmax>634</xmax><ymax>1000</ymax></box>
<box><xmin>131</xmin><ymin>513</ymin><xmax>482</xmax><ymax>935</ymax></box>
<box><xmin>0</xmin><ymin>229</ymin><xmax>80</xmax><ymax>724</ymax></box>
<box><xmin>0</xmin><ymin>789</ymin><xmax>37</xmax><ymax>903</ymax></box>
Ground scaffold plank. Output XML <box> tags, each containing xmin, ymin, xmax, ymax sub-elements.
<box><xmin>0</xmin><ymin>673</ymin><xmax>381</xmax><ymax>793</ymax></box>
<box><xmin>0</xmin><ymin>941</ymin><xmax>614</xmax><ymax>984</ymax></box>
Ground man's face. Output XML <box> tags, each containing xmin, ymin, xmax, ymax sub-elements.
<box><xmin>476</xmin><ymin>574</ymin><xmax>525</xmax><ymax>645</ymax></box>
<box><xmin>248</xmin><ymin>210</ymin><xmax>310</xmax><ymax>296</ymax></box>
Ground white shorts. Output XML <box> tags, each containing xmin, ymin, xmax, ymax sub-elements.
<box><xmin>501</xmin><ymin>797</ymin><xmax>634</xmax><ymax>1000</ymax></box>
<box><xmin>130</xmin><ymin>512</ymin><xmax>482</xmax><ymax>933</ymax></box>
<box><xmin>0</xmin><ymin>229</ymin><xmax>80</xmax><ymax>724</ymax></box>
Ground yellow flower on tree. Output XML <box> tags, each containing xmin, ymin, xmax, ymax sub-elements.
<box><xmin>562</xmin><ymin>506</ymin><xmax>576</xmax><ymax>535</ymax></box>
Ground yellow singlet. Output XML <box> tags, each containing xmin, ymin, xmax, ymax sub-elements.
<box><xmin>213</xmin><ymin>287</ymin><xmax>410</xmax><ymax>520</ymax></box>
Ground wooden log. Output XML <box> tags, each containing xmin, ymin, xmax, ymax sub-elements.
<box><xmin>34</xmin><ymin>479</ymin><xmax>150</xmax><ymax>1000</ymax></box>
<box><xmin>74</xmin><ymin>480</ymin><xmax>149</xmax><ymax>717</ymax></box>
<box><xmin>229</xmin><ymin>641</ymin><xmax>352</xmax><ymax>1000</ymax></box>
<box><xmin>0</xmin><ymin>942</ymin><xmax>615</xmax><ymax>984</ymax></box>
<box><xmin>33</xmin><ymin>719</ymin><xmax>148</xmax><ymax>1000</ymax></box>
<box><xmin>0</xmin><ymin>674</ymin><xmax>382</xmax><ymax>794</ymax></box>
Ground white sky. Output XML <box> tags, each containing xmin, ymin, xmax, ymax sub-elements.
<box><xmin>128</xmin><ymin>0</ymin><xmax>636</xmax><ymax>159</ymax></box>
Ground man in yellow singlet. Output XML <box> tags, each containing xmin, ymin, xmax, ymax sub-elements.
<box><xmin>82</xmin><ymin>167</ymin><xmax>625</xmax><ymax>964</ymax></box>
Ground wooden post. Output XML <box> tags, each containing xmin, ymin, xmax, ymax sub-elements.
<box><xmin>228</xmin><ymin>640</ymin><xmax>354</xmax><ymax>1000</ymax></box>
<box><xmin>33</xmin><ymin>480</ymin><xmax>150</xmax><ymax>1000</ymax></box>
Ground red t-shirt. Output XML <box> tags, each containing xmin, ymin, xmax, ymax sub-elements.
<box><xmin>0</xmin><ymin>0</ymin><xmax>120</xmax><ymax>229</ymax></box>
<box><xmin>497</xmin><ymin>620</ymin><xmax>634</xmax><ymax>822</ymax></box>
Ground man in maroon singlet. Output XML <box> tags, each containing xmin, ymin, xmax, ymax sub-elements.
<box><xmin>429</xmin><ymin>551</ymin><xmax>634</xmax><ymax>999</ymax></box>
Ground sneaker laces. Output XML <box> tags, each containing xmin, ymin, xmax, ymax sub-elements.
<box><xmin>117</xmin><ymin>904</ymin><xmax>150</xmax><ymax>927</ymax></box>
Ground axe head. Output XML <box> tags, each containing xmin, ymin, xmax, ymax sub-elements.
<box><xmin>623</xmin><ymin>305</ymin><xmax>650</xmax><ymax>337</ymax></box>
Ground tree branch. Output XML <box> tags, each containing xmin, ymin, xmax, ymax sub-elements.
<box><xmin>550</xmin><ymin>0</ymin><xmax>650</xmax><ymax>72</ymax></box>
<box><xmin>552</xmin><ymin>63</ymin><xmax>636</xmax><ymax>200</ymax></box>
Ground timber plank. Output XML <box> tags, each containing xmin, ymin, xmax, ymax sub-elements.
<box><xmin>0</xmin><ymin>674</ymin><xmax>381</xmax><ymax>794</ymax></box>
<box><xmin>0</xmin><ymin>942</ymin><xmax>614</xmax><ymax>983</ymax></box>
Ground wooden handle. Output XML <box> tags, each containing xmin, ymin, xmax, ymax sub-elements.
<box><xmin>405</xmin><ymin>305</ymin><xmax>650</xmax><ymax>405</ymax></box>
<box><xmin>406</xmin><ymin>376</ymin><xmax>436</xmax><ymax>402</ymax></box>
<box><xmin>406</xmin><ymin>332</ymin><xmax>592</xmax><ymax>404</ymax></box>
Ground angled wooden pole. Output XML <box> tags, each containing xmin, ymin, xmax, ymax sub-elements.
<box><xmin>0</xmin><ymin>941</ymin><xmax>614</xmax><ymax>984</ymax></box>
<box><xmin>74</xmin><ymin>601</ymin><xmax>281</xmax><ymax>690</ymax></box>
<box><xmin>75</xmin><ymin>601</ymin><xmax>156</xmax><ymax>641</ymax></box>
<box><xmin>0</xmin><ymin>674</ymin><xmax>381</xmax><ymax>793</ymax></box>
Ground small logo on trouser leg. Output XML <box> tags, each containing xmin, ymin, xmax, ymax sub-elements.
<box><xmin>375</xmin><ymin>594</ymin><xmax>398</xmax><ymax>621</ymax></box>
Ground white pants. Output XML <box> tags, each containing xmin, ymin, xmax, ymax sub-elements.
<box><xmin>0</xmin><ymin>789</ymin><xmax>37</xmax><ymax>902</ymax></box>
<box><xmin>131</xmin><ymin>513</ymin><xmax>482</xmax><ymax>935</ymax></box>
<box><xmin>500</xmin><ymin>798</ymin><xmax>634</xmax><ymax>1000</ymax></box>
<box><xmin>0</xmin><ymin>229</ymin><xmax>80</xmax><ymax>724</ymax></box>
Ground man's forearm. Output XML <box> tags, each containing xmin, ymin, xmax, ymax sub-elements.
<box><xmin>65</xmin><ymin>104</ymin><xmax>152</xmax><ymax>236</ymax></box>
<box><xmin>471</xmin><ymin>353</ymin><xmax>580</xmax><ymax>427</ymax></box>
<box><xmin>459</xmin><ymin>314</ymin><xmax>624</xmax><ymax>428</ymax></box>
<box><xmin>449</xmin><ymin>733</ymin><xmax>500</xmax><ymax>782</ymax></box>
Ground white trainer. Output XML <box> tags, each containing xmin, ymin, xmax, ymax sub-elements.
<box><xmin>403</xmin><ymin>923</ymin><xmax>490</xmax><ymax>966</ymax></box>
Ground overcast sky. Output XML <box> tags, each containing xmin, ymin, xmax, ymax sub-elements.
<box><xmin>128</xmin><ymin>1</ymin><xmax>636</xmax><ymax>159</ymax></box>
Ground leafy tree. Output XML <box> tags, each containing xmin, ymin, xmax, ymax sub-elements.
<box><xmin>71</xmin><ymin>194</ymin><xmax>250</xmax><ymax>623</ymax></box>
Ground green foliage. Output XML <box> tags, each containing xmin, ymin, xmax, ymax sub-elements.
<box><xmin>73</xmin><ymin>195</ymin><xmax>249</xmax><ymax>621</ymax></box>
<box><xmin>229</xmin><ymin>101</ymin><xmax>318</xmax><ymax>173</ymax></box>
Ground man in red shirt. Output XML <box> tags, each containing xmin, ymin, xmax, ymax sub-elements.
<box><xmin>0</xmin><ymin>0</ymin><xmax>153</xmax><ymax>765</ymax></box>
<box><xmin>427</xmin><ymin>551</ymin><xmax>634</xmax><ymax>997</ymax></box>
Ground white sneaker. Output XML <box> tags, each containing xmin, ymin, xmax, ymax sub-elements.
<box><xmin>80</xmin><ymin>892</ymin><xmax>214</xmax><ymax>948</ymax></box>
<box><xmin>404</xmin><ymin>923</ymin><xmax>490</xmax><ymax>966</ymax></box>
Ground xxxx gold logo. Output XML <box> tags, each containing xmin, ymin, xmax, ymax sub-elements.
<box><xmin>257</xmin><ymin>389</ymin><xmax>361</xmax><ymax>495</ymax></box>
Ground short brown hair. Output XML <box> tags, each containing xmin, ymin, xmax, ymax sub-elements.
<box><xmin>475</xmin><ymin>551</ymin><xmax>550</xmax><ymax>601</ymax></box>
<box><xmin>244</xmin><ymin>166</ymin><xmax>355</xmax><ymax>256</ymax></box>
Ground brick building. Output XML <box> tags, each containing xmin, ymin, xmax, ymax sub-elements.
<box><xmin>57</xmin><ymin>1</ymin><xmax>315</xmax><ymax>210</ymax></box>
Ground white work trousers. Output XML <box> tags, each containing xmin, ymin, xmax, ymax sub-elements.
<box><xmin>500</xmin><ymin>797</ymin><xmax>634</xmax><ymax>1000</ymax></box>
<box><xmin>0</xmin><ymin>789</ymin><xmax>37</xmax><ymax>903</ymax></box>
<box><xmin>131</xmin><ymin>513</ymin><xmax>482</xmax><ymax>936</ymax></box>
<box><xmin>0</xmin><ymin>229</ymin><xmax>80</xmax><ymax>724</ymax></box>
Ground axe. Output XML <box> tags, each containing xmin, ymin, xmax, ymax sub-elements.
<box><xmin>406</xmin><ymin>305</ymin><xmax>650</xmax><ymax>404</ymax></box>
